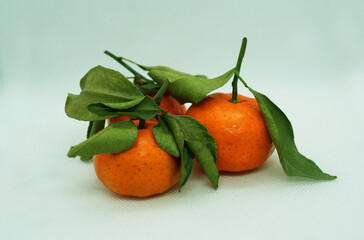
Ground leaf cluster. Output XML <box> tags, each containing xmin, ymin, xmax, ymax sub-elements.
<box><xmin>65</xmin><ymin>66</ymin><xmax>220</xmax><ymax>189</ymax></box>
<box><xmin>153</xmin><ymin>113</ymin><xmax>219</xmax><ymax>189</ymax></box>
<box><xmin>65</xmin><ymin>66</ymin><xmax>161</xmax><ymax>122</ymax></box>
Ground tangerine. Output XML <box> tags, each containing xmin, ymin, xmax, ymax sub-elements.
<box><xmin>186</xmin><ymin>93</ymin><xmax>274</xmax><ymax>172</ymax></box>
<box><xmin>108</xmin><ymin>93</ymin><xmax>186</xmax><ymax>124</ymax></box>
<box><xmin>94</xmin><ymin>122</ymin><xmax>180</xmax><ymax>197</ymax></box>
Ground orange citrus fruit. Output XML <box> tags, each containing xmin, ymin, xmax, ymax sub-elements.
<box><xmin>94</xmin><ymin>122</ymin><xmax>180</xmax><ymax>197</ymax></box>
<box><xmin>186</xmin><ymin>93</ymin><xmax>274</xmax><ymax>172</ymax></box>
<box><xmin>108</xmin><ymin>93</ymin><xmax>186</xmax><ymax>124</ymax></box>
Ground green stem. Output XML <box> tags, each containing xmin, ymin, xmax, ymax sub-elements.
<box><xmin>138</xmin><ymin>119</ymin><xmax>145</xmax><ymax>129</ymax></box>
<box><xmin>230</xmin><ymin>38</ymin><xmax>248</xmax><ymax>103</ymax></box>
<box><xmin>87</xmin><ymin>120</ymin><xmax>105</xmax><ymax>138</ymax></box>
<box><xmin>153</xmin><ymin>79</ymin><xmax>171</xmax><ymax>106</ymax></box>
<box><xmin>133</xmin><ymin>76</ymin><xmax>144</xmax><ymax>87</ymax></box>
<box><xmin>234</xmin><ymin>71</ymin><xmax>249</xmax><ymax>88</ymax></box>
<box><xmin>104</xmin><ymin>51</ymin><xmax>152</xmax><ymax>83</ymax></box>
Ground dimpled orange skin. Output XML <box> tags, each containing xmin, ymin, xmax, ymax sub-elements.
<box><xmin>94</xmin><ymin>122</ymin><xmax>180</xmax><ymax>197</ymax></box>
<box><xmin>108</xmin><ymin>93</ymin><xmax>186</xmax><ymax>125</ymax></box>
<box><xmin>186</xmin><ymin>93</ymin><xmax>274</xmax><ymax>172</ymax></box>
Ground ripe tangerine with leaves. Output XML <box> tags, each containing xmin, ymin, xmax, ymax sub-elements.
<box><xmin>94</xmin><ymin>121</ymin><xmax>180</xmax><ymax>197</ymax></box>
<box><xmin>108</xmin><ymin>93</ymin><xmax>186</xmax><ymax>124</ymax></box>
<box><xmin>186</xmin><ymin>93</ymin><xmax>274</xmax><ymax>172</ymax></box>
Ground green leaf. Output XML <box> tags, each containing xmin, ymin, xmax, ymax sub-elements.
<box><xmin>174</xmin><ymin>116</ymin><xmax>217</xmax><ymax>158</ymax></box>
<box><xmin>153</xmin><ymin>117</ymin><xmax>180</xmax><ymax>157</ymax></box>
<box><xmin>138</xmin><ymin>64</ymin><xmax>192</xmax><ymax>77</ymax></box>
<box><xmin>104</xmin><ymin>51</ymin><xmax>152</xmax><ymax>83</ymax></box>
<box><xmin>180</xmin><ymin>145</ymin><xmax>195</xmax><ymax>190</ymax></box>
<box><xmin>87</xmin><ymin>121</ymin><xmax>95</xmax><ymax>138</ymax></box>
<box><xmin>149</xmin><ymin>68</ymin><xmax>235</xmax><ymax>104</ymax></box>
<box><xmin>65</xmin><ymin>94</ymin><xmax>101</xmax><ymax>121</ymax></box>
<box><xmin>166</xmin><ymin>114</ymin><xmax>219</xmax><ymax>188</ymax></box>
<box><xmin>161</xmin><ymin>115</ymin><xmax>190</xmax><ymax>189</ymax></box>
<box><xmin>162</xmin><ymin>113</ymin><xmax>219</xmax><ymax>189</ymax></box>
<box><xmin>236</xmin><ymin>74</ymin><xmax>336</xmax><ymax>180</ymax></box>
<box><xmin>137</xmin><ymin>82</ymin><xmax>160</xmax><ymax>95</ymax></box>
<box><xmin>84</xmin><ymin>120</ymin><xmax>106</xmax><ymax>160</ymax></box>
<box><xmin>151</xmin><ymin>80</ymin><xmax>177</xmax><ymax>156</ymax></box>
<box><xmin>94</xmin><ymin>97</ymin><xmax>145</xmax><ymax>110</ymax></box>
<box><xmin>194</xmin><ymin>75</ymin><xmax>208</xmax><ymax>79</ymax></box>
<box><xmin>120</xmin><ymin>57</ymin><xmax>235</xmax><ymax>104</ymax></box>
<box><xmin>88</xmin><ymin>96</ymin><xmax>161</xmax><ymax>121</ymax></box>
<box><xmin>152</xmin><ymin>79</ymin><xmax>171</xmax><ymax>106</ymax></box>
<box><xmin>65</xmin><ymin>66</ymin><xmax>145</xmax><ymax>121</ymax></box>
<box><xmin>68</xmin><ymin>119</ymin><xmax>138</xmax><ymax>161</ymax></box>
<box><xmin>162</xmin><ymin>114</ymin><xmax>185</xmax><ymax>151</ymax></box>
<box><xmin>148</xmin><ymin>68</ymin><xmax>191</xmax><ymax>83</ymax></box>
<box><xmin>87</xmin><ymin>120</ymin><xmax>105</xmax><ymax>139</ymax></box>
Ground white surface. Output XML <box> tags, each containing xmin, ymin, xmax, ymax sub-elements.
<box><xmin>1</xmin><ymin>82</ymin><xmax>363</xmax><ymax>240</ymax></box>
<box><xmin>1</xmin><ymin>1</ymin><xmax>363</xmax><ymax>239</ymax></box>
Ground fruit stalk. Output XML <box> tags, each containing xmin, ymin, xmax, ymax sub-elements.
<box><xmin>230</xmin><ymin>37</ymin><xmax>247</xmax><ymax>103</ymax></box>
<box><xmin>153</xmin><ymin>79</ymin><xmax>171</xmax><ymax>106</ymax></box>
<box><xmin>104</xmin><ymin>50</ymin><xmax>152</xmax><ymax>83</ymax></box>
<box><xmin>138</xmin><ymin>119</ymin><xmax>145</xmax><ymax>129</ymax></box>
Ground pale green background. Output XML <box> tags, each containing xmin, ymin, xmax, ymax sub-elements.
<box><xmin>1</xmin><ymin>1</ymin><xmax>363</xmax><ymax>240</ymax></box>
<box><xmin>1</xmin><ymin>0</ymin><xmax>363</xmax><ymax>90</ymax></box>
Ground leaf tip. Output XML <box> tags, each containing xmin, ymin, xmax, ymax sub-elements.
<box><xmin>80</xmin><ymin>156</ymin><xmax>93</xmax><ymax>162</ymax></box>
<box><xmin>325</xmin><ymin>174</ymin><xmax>337</xmax><ymax>180</ymax></box>
<box><xmin>178</xmin><ymin>179</ymin><xmax>188</xmax><ymax>192</ymax></box>
<box><xmin>211</xmin><ymin>175</ymin><xmax>219</xmax><ymax>189</ymax></box>
<box><xmin>67</xmin><ymin>147</ymin><xmax>75</xmax><ymax>158</ymax></box>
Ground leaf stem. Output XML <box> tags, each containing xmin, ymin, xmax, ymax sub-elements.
<box><xmin>230</xmin><ymin>38</ymin><xmax>248</xmax><ymax>103</ymax></box>
<box><xmin>104</xmin><ymin>51</ymin><xmax>152</xmax><ymax>83</ymax></box>
<box><xmin>153</xmin><ymin>79</ymin><xmax>171</xmax><ymax>106</ymax></box>
<box><xmin>133</xmin><ymin>76</ymin><xmax>144</xmax><ymax>87</ymax></box>
<box><xmin>234</xmin><ymin>71</ymin><xmax>249</xmax><ymax>88</ymax></box>
<box><xmin>138</xmin><ymin>119</ymin><xmax>145</xmax><ymax>129</ymax></box>
<box><xmin>87</xmin><ymin>120</ymin><xmax>105</xmax><ymax>139</ymax></box>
